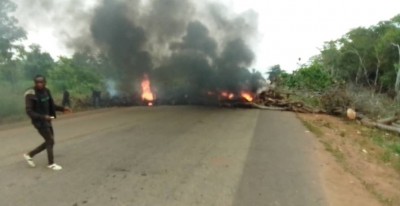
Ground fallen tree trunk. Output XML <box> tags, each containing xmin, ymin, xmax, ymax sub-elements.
<box><xmin>256</xmin><ymin>88</ymin><xmax>400</xmax><ymax>135</ymax></box>
<box><xmin>377</xmin><ymin>116</ymin><xmax>400</xmax><ymax>125</ymax></box>
<box><xmin>360</xmin><ymin>118</ymin><xmax>400</xmax><ymax>134</ymax></box>
<box><xmin>250</xmin><ymin>103</ymin><xmax>289</xmax><ymax>111</ymax></box>
<box><xmin>352</xmin><ymin>112</ymin><xmax>400</xmax><ymax>134</ymax></box>
<box><xmin>391</xmin><ymin>122</ymin><xmax>400</xmax><ymax>128</ymax></box>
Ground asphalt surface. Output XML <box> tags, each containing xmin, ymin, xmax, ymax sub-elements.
<box><xmin>0</xmin><ymin>106</ymin><xmax>326</xmax><ymax>206</ymax></box>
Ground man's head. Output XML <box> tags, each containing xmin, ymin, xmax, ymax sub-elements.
<box><xmin>33</xmin><ymin>75</ymin><xmax>46</xmax><ymax>90</ymax></box>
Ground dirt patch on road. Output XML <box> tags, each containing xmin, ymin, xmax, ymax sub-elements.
<box><xmin>298</xmin><ymin>113</ymin><xmax>400</xmax><ymax>206</ymax></box>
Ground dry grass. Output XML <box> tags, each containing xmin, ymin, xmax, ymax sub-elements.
<box><xmin>346</xmin><ymin>85</ymin><xmax>400</xmax><ymax>118</ymax></box>
<box><xmin>299</xmin><ymin>114</ymin><xmax>400</xmax><ymax>205</ymax></box>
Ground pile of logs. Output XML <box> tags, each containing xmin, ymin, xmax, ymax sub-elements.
<box><xmin>350</xmin><ymin>110</ymin><xmax>400</xmax><ymax>135</ymax></box>
<box><xmin>251</xmin><ymin>90</ymin><xmax>317</xmax><ymax>113</ymax></box>
<box><xmin>252</xmin><ymin>89</ymin><xmax>400</xmax><ymax>135</ymax></box>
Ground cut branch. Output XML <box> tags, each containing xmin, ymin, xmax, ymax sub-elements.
<box><xmin>377</xmin><ymin>116</ymin><xmax>400</xmax><ymax>125</ymax></box>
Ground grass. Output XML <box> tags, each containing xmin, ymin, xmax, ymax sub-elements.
<box><xmin>290</xmin><ymin>83</ymin><xmax>400</xmax><ymax>205</ymax></box>
<box><xmin>302</xmin><ymin>119</ymin><xmax>324</xmax><ymax>137</ymax></box>
<box><xmin>301</xmin><ymin>117</ymin><xmax>397</xmax><ymax>205</ymax></box>
<box><xmin>301</xmin><ymin>119</ymin><xmax>346</xmax><ymax>163</ymax></box>
<box><xmin>361</xmin><ymin>180</ymin><xmax>394</xmax><ymax>205</ymax></box>
<box><xmin>323</xmin><ymin>140</ymin><xmax>345</xmax><ymax>163</ymax></box>
<box><xmin>363</xmin><ymin>128</ymin><xmax>400</xmax><ymax>172</ymax></box>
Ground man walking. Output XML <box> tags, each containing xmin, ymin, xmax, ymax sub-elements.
<box><xmin>23</xmin><ymin>75</ymin><xmax>71</xmax><ymax>171</ymax></box>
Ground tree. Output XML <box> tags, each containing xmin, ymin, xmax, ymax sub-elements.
<box><xmin>392</xmin><ymin>44</ymin><xmax>400</xmax><ymax>99</ymax></box>
<box><xmin>267</xmin><ymin>65</ymin><xmax>286</xmax><ymax>82</ymax></box>
<box><xmin>0</xmin><ymin>0</ymin><xmax>26</xmax><ymax>61</ymax></box>
<box><xmin>375</xmin><ymin>20</ymin><xmax>400</xmax><ymax>93</ymax></box>
<box><xmin>284</xmin><ymin>61</ymin><xmax>334</xmax><ymax>92</ymax></box>
<box><xmin>0</xmin><ymin>0</ymin><xmax>26</xmax><ymax>85</ymax></box>
<box><xmin>320</xmin><ymin>41</ymin><xmax>341</xmax><ymax>78</ymax></box>
<box><xmin>316</xmin><ymin>18</ymin><xmax>400</xmax><ymax>93</ymax></box>
<box><xmin>339</xmin><ymin>27</ymin><xmax>380</xmax><ymax>87</ymax></box>
<box><xmin>22</xmin><ymin>45</ymin><xmax>55</xmax><ymax>78</ymax></box>
<box><xmin>49</xmin><ymin>57</ymin><xmax>104</xmax><ymax>96</ymax></box>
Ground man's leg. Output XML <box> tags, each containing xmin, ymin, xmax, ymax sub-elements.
<box><xmin>28</xmin><ymin>137</ymin><xmax>47</xmax><ymax>159</ymax></box>
<box><xmin>29</xmin><ymin>127</ymin><xmax>55</xmax><ymax>165</ymax></box>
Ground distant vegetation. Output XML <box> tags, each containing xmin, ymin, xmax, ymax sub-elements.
<box><xmin>0</xmin><ymin>1</ymin><xmax>104</xmax><ymax>122</ymax></box>
<box><xmin>271</xmin><ymin>14</ymin><xmax>400</xmax><ymax>117</ymax></box>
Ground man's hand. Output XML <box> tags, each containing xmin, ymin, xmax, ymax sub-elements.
<box><xmin>64</xmin><ymin>107</ymin><xmax>72</xmax><ymax>114</ymax></box>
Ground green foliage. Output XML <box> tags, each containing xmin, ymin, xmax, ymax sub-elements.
<box><xmin>0</xmin><ymin>90</ymin><xmax>24</xmax><ymax>122</ymax></box>
<box><xmin>0</xmin><ymin>80</ymin><xmax>32</xmax><ymax>123</ymax></box>
<box><xmin>283</xmin><ymin>62</ymin><xmax>334</xmax><ymax>92</ymax></box>
<box><xmin>0</xmin><ymin>0</ymin><xmax>26</xmax><ymax>61</ymax></box>
<box><xmin>0</xmin><ymin>0</ymin><xmax>27</xmax><ymax>86</ymax></box>
<box><xmin>368</xmin><ymin>129</ymin><xmax>400</xmax><ymax>167</ymax></box>
<box><xmin>267</xmin><ymin>65</ymin><xmax>286</xmax><ymax>82</ymax></box>
<box><xmin>22</xmin><ymin>45</ymin><xmax>55</xmax><ymax>78</ymax></box>
<box><xmin>48</xmin><ymin>58</ymin><xmax>104</xmax><ymax>96</ymax></box>
<box><xmin>316</xmin><ymin>16</ymin><xmax>400</xmax><ymax>92</ymax></box>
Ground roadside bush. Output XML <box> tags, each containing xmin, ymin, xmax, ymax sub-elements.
<box><xmin>48</xmin><ymin>58</ymin><xmax>104</xmax><ymax>96</ymax></box>
<box><xmin>0</xmin><ymin>92</ymin><xmax>24</xmax><ymax>122</ymax></box>
<box><xmin>0</xmin><ymin>81</ymin><xmax>31</xmax><ymax>123</ymax></box>
<box><xmin>282</xmin><ymin>62</ymin><xmax>334</xmax><ymax>92</ymax></box>
<box><xmin>346</xmin><ymin>85</ymin><xmax>400</xmax><ymax>118</ymax></box>
<box><xmin>320</xmin><ymin>85</ymin><xmax>352</xmax><ymax>114</ymax></box>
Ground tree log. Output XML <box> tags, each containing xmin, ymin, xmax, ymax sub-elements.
<box><xmin>250</xmin><ymin>103</ymin><xmax>289</xmax><ymax>111</ymax></box>
<box><xmin>377</xmin><ymin>116</ymin><xmax>399</xmax><ymax>125</ymax></box>
<box><xmin>360</xmin><ymin>118</ymin><xmax>400</xmax><ymax>134</ymax></box>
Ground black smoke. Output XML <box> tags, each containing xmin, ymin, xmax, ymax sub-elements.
<box><xmin>90</xmin><ymin>0</ymin><xmax>152</xmax><ymax>91</ymax></box>
<box><xmin>14</xmin><ymin>0</ymin><xmax>264</xmax><ymax>102</ymax></box>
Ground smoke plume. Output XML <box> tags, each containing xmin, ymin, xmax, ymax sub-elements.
<box><xmin>14</xmin><ymin>0</ymin><xmax>262</xmax><ymax>101</ymax></box>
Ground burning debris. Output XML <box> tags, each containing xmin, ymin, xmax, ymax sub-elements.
<box><xmin>141</xmin><ymin>74</ymin><xmax>155</xmax><ymax>106</ymax></box>
<box><xmin>241</xmin><ymin>92</ymin><xmax>254</xmax><ymax>102</ymax></box>
<box><xmin>14</xmin><ymin>0</ymin><xmax>262</xmax><ymax>103</ymax></box>
<box><xmin>217</xmin><ymin>91</ymin><xmax>255</xmax><ymax>108</ymax></box>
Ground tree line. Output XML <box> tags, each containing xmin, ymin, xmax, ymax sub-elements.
<box><xmin>271</xmin><ymin>14</ymin><xmax>400</xmax><ymax>99</ymax></box>
<box><xmin>0</xmin><ymin>0</ymin><xmax>104</xmax><ymax>120</ymax></box>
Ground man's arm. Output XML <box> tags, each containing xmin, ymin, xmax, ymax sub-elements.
<box><xmin>55</xmin><ymin>104</ymin><xmax>72</xmax><ymax>113</ymax></box>
<box><xmin>48</xmin><ymin>89</ymin><xmax>68</xmax><ymax>112</ymax></box>
<box><xmin>54</xmin><ymin>104</ymin><xmax>66</xmax><ymax>112</ymax></box>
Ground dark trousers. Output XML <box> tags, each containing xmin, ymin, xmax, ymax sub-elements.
<box><xmin>28</xmin><ymin>127</ymin><xmax>55</xmax><ymax>165</ymax></box>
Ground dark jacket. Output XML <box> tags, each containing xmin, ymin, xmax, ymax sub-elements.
<box><xmin>25</xmin><ymin>88</ymin><xmax>65</xmax><ymax>128</ymax></box>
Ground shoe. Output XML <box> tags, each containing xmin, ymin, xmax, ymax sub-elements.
<box><xmin>23</xmin><ymin>154</ymin><xmax>36</xmax><ymax>168</ymax></box>
<box><xmin>48</xmin><ymin>163</ymin><xmax>63</xmax><ymax>171</ymax></box>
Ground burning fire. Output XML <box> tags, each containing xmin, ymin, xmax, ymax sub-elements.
<box><xmin>221</xmin><ymin>92</ymin><xmax>235</xmax><ymax>100</ymax></box>
<box><xmin>141</xmin><ymin>74</ymin><xmax>155</xmax><ymax>106</ymax></box>
<box><xmin>241</xmin><ymin>92</ymin><xmax>253</xmax><ymax>102</ymax></box>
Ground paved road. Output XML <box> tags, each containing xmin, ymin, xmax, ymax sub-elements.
<box><xmin>0</xmin><ymin>106</ymin><xmax>326</xmax><ymax>206</ymax></box>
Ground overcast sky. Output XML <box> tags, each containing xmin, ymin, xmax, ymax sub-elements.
<box><xmin>17</xmin><ymin>0</ymin><xmax>400</xmax><ymax>73</ymax></box>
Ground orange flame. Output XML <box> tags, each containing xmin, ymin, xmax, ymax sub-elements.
<box><xmin>141</xmin><ymin>74</ymin><xmax>154</xmax><ymax>104</ymax></box>
<box><xmin>221</xmin><ymin>92</ymin><xmax>235</xmax><ymax>100</ymax></box>
<box><xmin>241</xmin><ymin>92</ymin><xmax>253</xmax><ymax>102</ymax></box>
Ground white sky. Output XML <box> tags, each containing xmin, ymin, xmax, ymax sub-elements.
<box><xmin>18</xmin><ymin>0</ymin><xmax>400</xmax><ymax>73</ymax></box>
